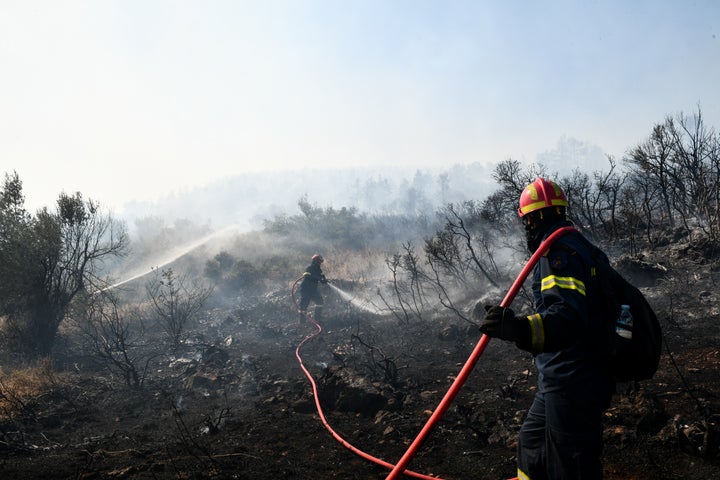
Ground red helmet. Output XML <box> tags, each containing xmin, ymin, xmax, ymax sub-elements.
<box><xmin>311</xmin><ymin>254</ymin><xmax>324</xmax><ymax>264</ymax></box>
<box><xmin>518</xmin><ymin>178</ymin><xmax>568</xmax><ymax>217</ymax></box>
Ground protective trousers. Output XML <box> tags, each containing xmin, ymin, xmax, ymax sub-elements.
<box><xmin>517</xmin><ymin>386</ymin><xmax>610</xmax><ymax>480</ymax></box>
<box><xmin>299</xmin><ymin>288</ymin><xmax>323</xmax><ymax>317</ymax></box>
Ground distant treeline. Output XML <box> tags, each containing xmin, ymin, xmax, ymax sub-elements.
<box><xmin>264</xmin><ymin>107</ymin><xmax>720</xmax><ymax>256</ymax></box>
<box><xmin>2</xmin><ymin>106</ymin><xmax>719</xmax><ymax>360</ymax></box>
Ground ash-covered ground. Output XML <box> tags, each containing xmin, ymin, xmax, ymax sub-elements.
<box><xmin>1</xmin><ymin>253</ymin><xmax>719</xmax><ymax>480</ymax></box>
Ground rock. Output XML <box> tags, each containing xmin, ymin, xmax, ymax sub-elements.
<box><xmin>184</xmin><ymin>373</ymin><xmax>221</xmax><ymax>390</ymax></box>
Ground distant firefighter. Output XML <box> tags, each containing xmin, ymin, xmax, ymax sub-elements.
<box><xmin>298</xmin><ymin>254</ymin><xmax>328</xmax><ymax>323</ymax></box>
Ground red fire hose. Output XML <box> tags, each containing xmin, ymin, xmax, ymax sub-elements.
<box><xmin>291</xmin><ymin>276</ymin><xmax>441</xmax><ymax>479</ymax></box>
<box><xmin>385</xmin><ymin>226</ymin><xmax>577</xmax><ymax>479</ymax></box>
<box><xmin>292</xmin><ymin>225</ymin><xmax>577</xmax><ymax>479</ymax></box>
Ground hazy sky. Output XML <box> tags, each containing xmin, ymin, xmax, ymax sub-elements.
<box><xmin>1</xmin><ymin>1</ymin><xmax>718</xmax><ymax>213</ymax></box>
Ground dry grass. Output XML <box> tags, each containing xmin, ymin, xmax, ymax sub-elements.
<box><xmin>0</xmin><ymin>358</ymin><xmax>61</xmax><ymax>419</ymax></box>
<box><xmin>324</xmin><ymin>246</ymin><xmax>389</xmax><ymax>285</ymax></box>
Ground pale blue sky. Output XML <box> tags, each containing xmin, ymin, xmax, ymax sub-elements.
<box><xmin>1</xmin><ymin>1</ymin><xmax>718</xmax><ymax>213</ymax></box>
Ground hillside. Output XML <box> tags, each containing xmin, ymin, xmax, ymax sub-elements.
<box><xmin>0</xmin><ymin>230</ymin><xmax>719</xmax><ymax>480</ymax></box>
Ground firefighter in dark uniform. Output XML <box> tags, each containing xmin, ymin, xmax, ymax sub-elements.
<box><xmin>298</xmin><ymin>254</ymin><xmax>328</xmax><ymax>323</ymax></box>
<box><xmin>475</xmin><ymin>178</ymin><xmax>615</xmax><ymax>480</ymax></box>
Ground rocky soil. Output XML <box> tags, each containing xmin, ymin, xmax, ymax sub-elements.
<box><xmin>1</xmin><ymin>253</ymin><xmax>719</xmax><ymax>479</ymax></box>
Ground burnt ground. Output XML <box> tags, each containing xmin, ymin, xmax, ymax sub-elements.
<box><xmin>1</xmin><ymin>255</ymin><xmax>720</xmax><ymax>479</ymax></box>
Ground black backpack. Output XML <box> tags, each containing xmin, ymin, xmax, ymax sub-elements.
<box><xmin>593</xmin><ymin>254</ymin><xmax>662</xmax><ymax>382</ymax></box>
<box><xmin>551</xmin><ymin>228</ymin><xmax>663</xmax><ymax>382</ymax></box>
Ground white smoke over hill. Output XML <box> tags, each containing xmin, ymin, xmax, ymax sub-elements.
<box><xmin>118</xmin><ymin>138</ymin><xmax>605</xmax><ymax>234</ymax></box>
<box><xmin>119</xmin><ymin>163</ymin><xmax>496</xmax><ymax>233</ymax></box>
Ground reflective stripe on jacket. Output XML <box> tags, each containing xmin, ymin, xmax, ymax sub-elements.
<box><xmin>529</xmin><ymin>223</ymin><xmax>610</xmax><ymax>392</ymax></box>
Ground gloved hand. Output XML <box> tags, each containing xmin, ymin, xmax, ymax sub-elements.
<box><xmin>479</xmin><ymin>305</ymin><xmax>532</xmax><ymax>351</ymax></box>
<box><xmin>320</xmin><ymin>275</ymin><xmax>328</xmax><ymax>284</ymax></box>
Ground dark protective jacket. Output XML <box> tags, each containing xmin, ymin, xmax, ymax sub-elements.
<box><xmin>527</xmin><ymin>221</ymin><xmax>615</xmax><ymax>393</ymax></box>
<box><xmin>300</xmin><ymin>262</ymin><xmax>326</xmax><ymax>292</ymax></box>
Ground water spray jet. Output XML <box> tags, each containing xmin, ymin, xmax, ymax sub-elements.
<box><xmin>97</xmin><ymin>224</ymin><xmax>243</xmax><ymax>293</ymax></box>
<box><xmin>327</xmin><ymin>283</ymin><xmax>386</xmax><ymax>315</ymax></box>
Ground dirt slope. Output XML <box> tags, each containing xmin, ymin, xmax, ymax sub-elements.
<box><xmin>1</xmin><ymin>255</ymin><xmax>719</xmax><ymax>479</ymax></box>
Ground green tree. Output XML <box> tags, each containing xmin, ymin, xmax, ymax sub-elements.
<box><xmin>205</xmin><ymin>251</ymin><xmax>264</xmax><ymax>300</ymax></box>
<box><xmin>0</xmin><ymin>172</ymin><xmax>35</xmax><ymax>328</ymax></box>
<box><xmin>0</xmin><ymin>175</ymin><xmax>128</xmax><ymax>358</ymax></box>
